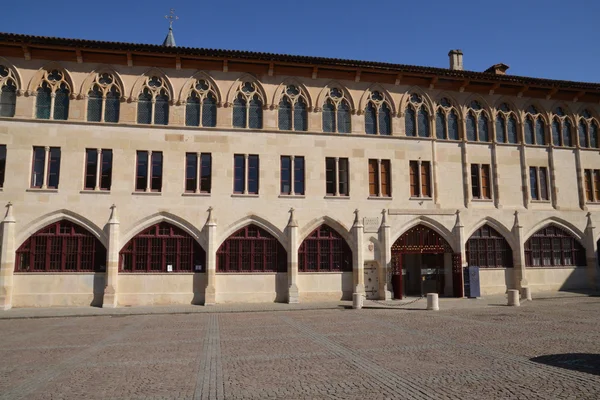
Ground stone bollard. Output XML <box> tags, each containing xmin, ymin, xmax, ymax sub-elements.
<box><xmin>352</xmin><ymin>293</ymin><xmax>363</xmax><ymax>309</ymax></box>
<box><xmin>426</xmin><ymin>293</ymin><xmax>439</xmax><ymax>311</ymax></box>
<box><xmin>521</xmin><ymin>287</ymin><xmax>532</xmax><ymax>301</ymax></box>
<box><xmin>507</xmin><ymin>289</ymin><xmax>520</xmax><ymax>306</ymax></box>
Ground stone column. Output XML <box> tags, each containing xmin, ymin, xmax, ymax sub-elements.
<box><xmin>512</xmin><ymin>211</ymin><xmax>528</xmax><ymax>292</ymax></box>
<box><xmin>453</xmin><ymin>210</ymin><xmax>467</xmax><ymax>296</ymax></box>
<box><xmin>584</xmin><ymin>212</ymin><xmax>598</xmax><ymax>290</ymax></box>
<box><xmin>103</xmin><ymin>204</ymin><xmax>120</xmax><ymax>308</ymax></box>
<box><xmin>0</xmin><ymin>203</ymin><xmax>16</xmax><ymax>310</ymax></box>
<box><xmin>205</xmin><ymin>207</ymin><xmax>217</xmax><ymax>305</ymax></box>
<box><xmin>378</xmin><ymin>209</ymin><xmax>392</xmax><ymax>300</ymax></box>
<box><xmin>352</xmin><ymin>209</ymin><xmax>365</xmax><ymax>297</ymax></box>
<box><xmin>287</xmin><ymin>208</ymin><xmax>299</xmax><ymax>303</ymax></box>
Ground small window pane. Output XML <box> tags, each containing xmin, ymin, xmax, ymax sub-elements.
<box><xmin>552</xmin><ymin>119</ymin><xmax>561</xmax><ymax>146</ymax></box>
<box><xmin>479</xmin><ymin>113</ymin><xmax>489</xmax><ymax>141</ymax></box>
<box><xmin>200</xmin><ymin>153</ymin><xmax>212</xmax><ymax>193</ymax></box>
<box><xmin>233</xmin><ymin>155</ymin><xmax>245</xmax><ymax>193</ymax></box>
<box><xmin>185</xmin><ymin>153</ymin><xmax>197</xmax><ymax>192</ymax></box>
<box><xmin>590</xmin><ymin>122</ymin><xmax>598</xmax><ymax>149</ymax></box>
<box><xmin>294</xmin><ymin>98</ymin><xmax>308</xmax><ymax>132</ymax></box>
<box><xmin>525</xmin><ymin>118</ymin><xmax>534</xmax><ymax>144</ymax></box>
<box><xmin>436</xmin><ymin>110</ymin><xmax>445</xmax><ymax>140</ymax></box>
<box><xmin>535</xmin><ymin>119</ymin><xmax>545</xmax><ymax>145</ymax></box>
<box><xmin>448</xmin><ymin>111</ymin><xmax>459</xmax><ymax>140</ymax></box>
<box><xmin>47</xmin><ymin>148</ymin><xmax>61</xmax><ymax>188</ymax></box>
<box><xmin>105</xmin><ymin>88</ymin><xmax>120</xmax><ymax>123</ymax></box>
<box><xmin>87</xmin><ymin>85</ymin><xmax>103</xmax><ymax>122</ymax></box>
<box><xmin>137</xmin><ymin>91</ymin><xmax>152</xmax><ymax>124</ymax></box>
<box><xmin>36</xmin><ymin>85</ymin><xmax>51</xmax><ymax>119</ymax></box>
<box><xmin>233</xmin><ymin>95</ymin><xmax>246</xmax><ymax>128</ymax></box>
<box><xmin>280</xmin><ymin>156</ymin><xmax>291</xmax><ymax>194</ymax></box>
<box><xmin>0</xmin><ymin>80</ymin><xmax>17</xmax><ymax>117</ymax></box>
<box><xmin>405</xmin><ymin>107</ymin><xmax>416</xmax><ymax>137</ymax></box>
<box><xmin>31</xmin><ymin>147</ymin><xmax>45</xmax><ymax>188</ymax></box>
<box><xmin>85</xmin><ymin>149</ymin><xmax>98</xmax><ymax>190</ymax></box>
<box><xmin>136</xmin><ymin>151</ymin><xmax>148</xmax><ymax>191</ymax></box>
<box><xmin>185</xmin><ymin>92</ymin><xmax>200</xmax><ymax>127</ymax></box>
<box><xmin>151</xmin><ymin>152</ymin><xmax>163</xmax><ymax>191</ymax></box>
<box><xmin>278</xmin><ymin>96</ymin><xmax>292</xmax><ymax>131</ymax></box>
<box><xmin>496</xmin><ymin>115</ymin><xmax>506</xmax><ymax>143</ymax></box>
<box><xmin>247</xmin><ymin>155</ymin><xmax>259</xmax><ymax>194</ymax></box>
<box><xmin>418</xmin><ymin>108</ymin><xmax>429</xmax><ymax>138</ymax></box>
<box><xmin>338</xmin><ymin>158</ymin><xmax>349</xmax><ymax>195</ymax></box>
<box><xmin>202</xmin><ymin>93</ymin><xmax>217</xmax><ymax>127</ymax></box>
<box><xmin>529</xmin><ymin>167</ymin><xmax>538</xmax><ymax>200</ymax></box>
<box><xmin>379</xmin><ymin>103</ymin><xmax>391</xmax><ymax>135</ymax></box>
<box><xmin>100</xmin><ymin>150</ymin><xmax>112</xmax><ymax>190</ymax></box>
<box><xmin>248</xmin><ymin>96</ymin><xmax>263</xmax><ymax>129</ymax></box>
<box><xmin>466</xmin><ymin>113</ymin><xmax>477</xmax><ymax>141</ymax></box>
<box><xmin>154</xmin><ymin>93</ymin><xmax>169</xmax><ymax>125</ymax></box>
<box><xmin>365</xmin><ymin>102</ymin><xmax>376</xmax><ymax>135</ymax></box>
<box><xmin>53</xmin><ymin>86</ymin><xmax>69</xmax><ymax>121</ymax></box>
<box><xmin>337</xmin><ymin>101</ymin><xmax>351</xmax><ymax>133</ymax></box>
<box><xmin>325</xmin><ymin>157</ymin><xmax>336</xmax><ymax>195</ymax></box>
<box><xmin>507</xmin><ymin>116</ymin><xmax>517</xmax><ymax>144</ymax></box>
<box><xmin>294</xmin><ymin>157</ymin><xmax>305</xmax><ymax>195</ymax></box>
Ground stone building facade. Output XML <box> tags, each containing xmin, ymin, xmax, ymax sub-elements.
<box><xmin>0</xmin><ymin>33</ymin><xmax>598</xmax><ymax>309</ymax></box>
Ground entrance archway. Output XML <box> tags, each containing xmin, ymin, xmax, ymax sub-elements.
<box><xmin>391</xmin><ymin>225</ymin><xmax>462</xmax><ymax>299</ymax></box>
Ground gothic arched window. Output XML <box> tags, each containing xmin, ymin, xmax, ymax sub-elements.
<box><xmin>36</xmin><ymin>69</ymin><xmax>70</xmax><ymax>121</ymax></box>
<box><xmin>467</xmin><ymin>225</ymin><xmax>513</xmax><ymax>268</ymax></box>
<box><xmin>524</xmin><ymin>105</ymin><xmax>546</xmax><ymax>145</ymax></box>
<box><xmin>495</xmin><ymin>103</ymin><xmax>518</xmax><ymax>144</ymax></box>
<box><xmin>550</xmin><ymin>107</ymin><xmax>573</xmax><ymax>147</ymax></box>
<box><xmin>120</xmin><ymin>222</ymin><xmax>206</xmax><ymax>272</ymax></box>
<box><xmin>16</xmin><ymin>220</ymin><xmax>106</xmax><ymax>272</ymax></box>
<box><xmin>578</xmin><ymin>110</ymin><xmax>599</xmax><ymax>149</ymax></box>
<box><xmin>0</xmin><ymin>65</ymin><xmax>17</xmax><ymax>117</ymax></box>
<box><xmin>322</xmin><ymin>87</ymin><xmax>351</xmax><ymax>133</ymax></box>
<box><xmin>465</xmin><ymin>101</ymin><xmax>490</xmax><ymax>142</ymax></box>
<box><xmin>232</xmin><ymin>81</ymin><xmax>263</xmax><ymax>129</ymax></box>
<box><xmin>278</xmin><ymin>85</ymin><xmax>308</xmax><ymax>131</ymax></box>
<box><xmin>87</xmin><ymin>72</ymin><xmax>121</xmax><ymax>123</ymax></box>
<box><xmin>185</xmin><ymin>79</ymin><xmax>217</xmax><ymax>127</ymax></box>
<box><xmin>435</xmin><ymin>97</ymin><xmax>459</xmax><ymax>140</ymax></box>
<box><xmin>298</xmin><ymin>225</ymin><xmax>352</xmax><ymax>272</ymax></box>
<box><xmin>137</xmin><ymin>76</ymin><xmax>170</xmax><ymax>125</ymax></box>
<box><xmin>405</xmin><ymin>94</ymin><xmax>430</xmax><ymax>137</ymax></box>
<box><xmin>525</xmin><ymin>225</ymin><xmax>585</xmax><ymax>267</ymax></box>
<box><xmin>216</xmin><ymin>225</ymin><xmax>286</xmax><ymax>272</ymax></box>
<box><xmin>364</xmin><ymin>90</ymin><xmax>391</xmax><ymax>135</ymax></box>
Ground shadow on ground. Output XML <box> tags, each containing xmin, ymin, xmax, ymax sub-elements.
<box><xmin>531</xmin><ymin>353</ymin><xmax>600</xmax><ymax>376</ymax></box>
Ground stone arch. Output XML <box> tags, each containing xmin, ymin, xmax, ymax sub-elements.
<box><xmin>522</xmin><ymin>100</ymin><xmax>550</xmax><ymax>125</ymax></box>
<box><xmin>357</xmin><ymin>84</ymin><xmax>396</xmax><ymax>115</ymax></box>
<box><xmin>315</xmin><ymin>80</ymin><xmax>356</xmax><ymax>112</ymax></box>
<box><xmin>129</xmin><ymin>67</ymin><xmax>175</xmax><ymax>101</ymax></box>
<box><xmin>463</xmin><ymin>93</ymin><xmax>493</xmax><ymax>120</ymax></box>
<box><xmin>298</xmin><ymin>216</ymin><xmax>354</xmax><ymax>251</ymax></box>
<box><xmin>26</xmin><ymin>62</ymin><xmax>76</xmax><ymax>96</ymax></box>
<box><xmin>177</xmin><ymin>70</ymin><xmax>223</xmax><ymax>105</ymax></box>
<box><xmin>225</xmin><ymin>73</ymin><xmax>268</xmax><ymax>107</ymax></box>
<box><xmin>574</xmin><ymin>104</ymin><xmax>600</xmax><ymax>121</ymax></box>
<box><xmin>465</xmin><ymin>217</ymin><xmax>518</xmax><ymax>252</ymax></box>
<box><xmin>493</xmin><ymin>97</ymin><xmax>523</xmax><ymax>124</ymax></box>
<box><xmin>218</xmin><ymin>214</ymin><xmax>286</xmax><ymax>249</ymax></box>
<box><xmin>0</xmin><ymin>57</ymin><xmax>23</xmax><ymax>91</ymax></box>
<box><xmin>432</xmin><ymin>91</ymin><xmax>460</xmax><ymax>111</ymax></box>
<box><xmin>271</xmin><ymin>77</ymin><xmax>313</xmax><ymax>110</ymax></box>
<box><xmin>524</xmin><ymin>217</ymin><xmax>585</xmax><ymax>243</ymax></box>
<box><xmin>397</xmin><ymin>86</ymin><xmax>435</xmax><ymax>118</ymax></box>
<box><xmin>120</xmin><ymin>211</ymin><xmax>206</xmax><ymax>251</ymax></box>
<box><xmin>16</xmin><ymin>209</ymin><xmax>108</xmax><ymax>250</ymax></box>
<box><xmin>391</xmin><ymin>216</ymin><xmax>457</xmax><ymax>252</ymax></box>
<box><xmin>79</xmin><ymin>66</ymin><xmax>126</xmax><ymax>99</ymax></box>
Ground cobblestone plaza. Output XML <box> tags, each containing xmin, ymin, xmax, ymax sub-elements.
<box><xmin>1</xmin><ymin>296</ymin><xmax>599</xmax><ymax>399</ymax></box>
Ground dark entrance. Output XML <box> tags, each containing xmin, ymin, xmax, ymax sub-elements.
<box><xmin>391</xmin><ymin>225</ymin><xmax>463</xmax><ymax>299</ymax></box>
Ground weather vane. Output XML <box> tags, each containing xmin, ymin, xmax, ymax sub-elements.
<box><xmin>165</xmin><ymin>8</ymin><xmax>178</xmax><ymax>28</ymax></box>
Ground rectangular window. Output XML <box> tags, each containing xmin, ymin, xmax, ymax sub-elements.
<box><xmin>325</xmin><ymin>157</ymin><xmax>349</xmax><ymax>197</ymax></box>
<box><xmin>409</xmin><ymin>160</ymin><xmax>431</xmax><ymax>198</ymax></box>
<box><xmin>84</xmin><ymin>149</ymin><xmax>112</xmax><ymax>190</ymax></box>
<box><xmin>233</xmin><ymin>154</ymin><xmax>259</xmax><ymax>195</ymax></box>
<box><xmin>584</xmin><ymin>169</ymin><xmax>600</xmax><ymax>203</ymax></box>
<box><xmin>280</xmin><ymin>156</ymin><xmax>305</xmax><ymax>196</ymax></box>
<box><xmin>136</xmin><ymin>151</ymin><xmax>162</xmax><ymax>192</ymax></box>
<box><xmin>420</xmin><ymin>161</ymin><xmax>431</xmax><ymax>197</ymax></box>
<box><xmin>470</xmin><ymin>164</ymin><xmax>491</xmax><ymax>200</ymax></box>
<box><xmin>368</xmin><ymin>159</ymin><xmax>391</xmax><ymax>197</ymax></box>
<box><xmin>530</xmin><ymin>166</ymin><xmax>549</xmax><ymax>201</ymax></box>
<box><xmin>0</xmin><ymin>145</ymin><xmax>6</xmax><ymax>188</ymax></box>
<box><xmin>185</xmin><ymin>153</ymin><xmax>212</xmax><ymax>194</ymax></box>
<box><xmin>409</xmin><ymin>161</ymin><xmax>419</xmax><ymax>197</ymax></box>
<box><xmin>585</xmin><ymin>169</ymin><xmax>593</xmax><ymax>201</ymax></box>
<box><xmin>595</xmin><ymin>171</ymin><xmax>600</xmax><ymax>203</ymax></box>
<box><xmin>31</xmin><ymin>146</ymin><xmax>61</xmax><ymax>189</ymax></box>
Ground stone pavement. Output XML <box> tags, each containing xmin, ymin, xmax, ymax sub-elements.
<box><xmin>1</xmin><ymin>294</ymin><xmax>599</xmax><ymax>399</ymax></box>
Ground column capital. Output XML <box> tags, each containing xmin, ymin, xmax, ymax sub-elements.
<box><xmin>108</xmin><ymin>204</ymin><xmax>119</xmax><ymax>225</ymax></box>
<box><xmin>3</xmin><ymin>202</ymin><xmax>15</xmax><ymax>223</ymax></box>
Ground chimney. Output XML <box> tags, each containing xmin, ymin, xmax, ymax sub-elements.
<box><xmin>448</xmin><ymin>49</ymin><xmax>463</xmax><ymax>71</ymax></box>
<box><xmin>484</xmin><ymin>63</ymin><xmax>509</xmax><ymax>75</ymax></box>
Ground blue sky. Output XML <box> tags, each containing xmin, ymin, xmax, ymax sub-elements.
<box><xmin>3</xmin><ymin>0</ymin><xmax>600</xmax><ymax>83</ymax></box>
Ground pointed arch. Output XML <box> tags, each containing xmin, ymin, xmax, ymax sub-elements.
<box><xmin>390</xmin><ymin>216</ymin><xmax>457</xmax><ymax>252</ymax></box>
<box><xmin>574</xmin><ymin>104</ymin><xmax>600</xmax><ymax>120</ymax></box>
<box><xmin>16</xmin><ymin>209</ymin><xmax>107</xmax><ymax>250</ymax></box>
<box><xmin>432</xmin><ymin>91</ymin><xmax>460</xmax><ymax>111</ymax></box>
<box><xmin>462</xmin><ymin>93</ymin><xmax>492</xmax><ymax>119</ymax></box>
<box><xmin>27</xmin><ymin>62</ymin><xmax>76</xmax><ymax>95</ymax></box>
<box><xmin>121</xmin><ymin>211</ymin><xmax>206</xmax><ymax>250</ymax></box>
<box><xmin>315</xmin><ymin>80</ymin><xmax>356</xmax><ymax>111</ymax></box>
<box><xmin>358</xmin><ymin>84</ymin><xmax>396</xmax><ymax>115</ymax></box>
<box><xmin>298</xmin><ymin>216</ymin><xmax>354</xmax><ymax>251</ymax></box>
<box><xmin>218</xmin><ymin>214</ymin><xmax>286</xmax><ymax>249</ymax></box>
<box><xmin>522</xmin><ymin>100</ymin><xmax>550</xmax><ymax>125</ymax></box>
<box><xmin>271</xmin><ymin>77</ymin><xmax>313</xmax><ymax>111</ymax></box>
<box><xmin>225</xmin><ymin>73</ymin><xmax>268</xmax><ymax>107</ymax></box>
<box><xmin>0</xmin><ymin>57</ymin><xmax>23</xmax><ymax>90</ymax></box>
<box><xmin>79</xmin><ymin>66</ymin><xmax>126</xmax><ymax>98</ymax></box>
<box><xmin>524</xmin><ymin>217</ymin><xmax>584</xmax><ymax>242</ymax></box>
<box><xmin>398</xmin><ymin>86</ymin><xmax>434</xmax><ymax>117</ymax></box>
<box><xmin>493</xmin><ymin>97</ymin><xmax>523</xmax><ymax>124</ymax></box>
<box><xmin>465</xmin><ymin>217</ymin><xmax>517</xmax><ymax>251</ymax></box>
<box><xmin>177</xmin><ymin>70</ymin><xmax>222</xmax><ymax>105</ymax></box>
<box><xmin>129</xmin><ymin>67</ymin><xmax>175</xmax><ymax>101</ymax></box>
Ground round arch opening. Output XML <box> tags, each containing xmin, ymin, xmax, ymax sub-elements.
<box><xmin>119</xmin><ymin>222</ymin><xmax>206</xmax><ymax>272</ymax></box>
<box><xmin>390</xmin><ymin>225</ymin><xmax>462</xmax><ymax>299</ymax></box>
<box><xmin>16</xmin><ymin>220</ymin><xmax>106</xmax><ymax>272</ymax></box>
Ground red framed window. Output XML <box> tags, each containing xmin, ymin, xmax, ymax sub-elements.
<box><xmin>217</xmin><ymin>225</ymin><xmax>286</xmax><ymax>272</ymax></box>
<box><xmin>368</xmin><ymin>159</ymin><xmax>391</xmax><ymax>197</ymax></box>
<box><xmin>298</xmin><ymin>225</ymin><xmax>352</xmax><ymax>272</ymax></box>
<box><xmin>119</xmin><ymin>222</ymin><xmax>206</xmax><ymax>272</ymax></box>
<box><xmin>467</xmin><ymin>225</ymin><xmax>512</xmax><ymax>268</ymax></box>
<box><xmin>84</xmin><ymin>149</ymin><xmax>112</xmax><ymax>190</ymax></box>
<box><xmin>16</xmin><ymin>220</ymin><xmax>106</xmax><ymax>272</ymax></box>
<box><xmin>525</xmin><ymin>225</ymin><xmax>585</xmax><ymax>267</ymax></box>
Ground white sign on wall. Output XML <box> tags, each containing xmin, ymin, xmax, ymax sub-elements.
<box><xmin>167</xmin><ymin>264</ymin><xmax>173</xmax><ymax>272</ymax></box>
<box><xmin>363</xmin><ymin>217</ymin><xmax>380</xmax><ymax>233</ymax></box>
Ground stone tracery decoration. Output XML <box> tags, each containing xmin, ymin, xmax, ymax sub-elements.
<box><xmin>578</xmin><ymin>109</ymin><xmax>599</xmax><ymax>149</ymax></box>
<box><xmin>278</xmin><ymin>85</ymin><xmax>308</xmax><ymax>131</ymax></box>
<box><xmin>87</xmin><ymin>72</ymin><xmax>121</xmax><ymax>123</ymax></box>
<box><xmin>364</xmin><ymin>90</ymin><xmax>391</xmax><ymax>135</ymax></box>
<box><xmin>322</xmin><ymin>87</ymin><xmax>351</xmax><ymax>133</ymax></box>
<box><xmin>405</xmin><ymin>93</ymin><xmax>430</xmax><ymax>137</ymax></box>
<box><xmin>436</xmin><ymin>97</ymin><xmax>459</xmax><ymax>140</ymax></box>
<box><xmin>0</xmin><ymin>65</ymin><xmax>17</xmax><ymax>117</ymax></box>
<box><xmin>35</xmin><ymin>69</ymin><xmax>71</xmax><ymax>121</ymax></box>
<box><xmin>185</xmin><ymin>78</ymin><xmax>217</xmax><ymax>127</ymax></box>
<box><xmin>137</xmin><ymin>75</ymin><xmax>170</xmax><ymax>125</ymax></box>
<box><xmin>495</xmin><ymin>103</ymin><xmax>518</xmax><ymax>144</ymax></box>
<box><xmin>551</xmin><ymin>107</ymin><xmax>573</xmax><ymax>147</ymax></box>
<box><xmin>232</xmin><ymin>81</ymin><xmax>264</xmax><ymax>129</ymax></box>
<box><xmin>523</xmin><ymin>105</ymin><xmax>547</xmax><ymax>145</ymax></box>
<box><xmin>465</xmin><ymin>100</ymin><xmax>490</xmax><ymax>142</ymax></box>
